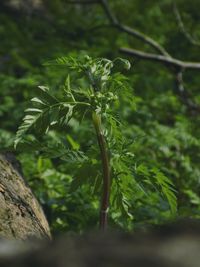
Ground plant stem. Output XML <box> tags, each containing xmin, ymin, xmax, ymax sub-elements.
<box><xmin>92</xmin><ymin>111</ymin><xmax>110</xmax><ymax>231</ymax></box>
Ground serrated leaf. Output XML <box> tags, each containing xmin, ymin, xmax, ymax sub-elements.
<box><xmin>31</xmin><ymin>97</ymin><xmax>46</xmax><ymax>105</ymax></box>
<box><xmin>38</xmin><ymin>85</ymin><xmax>49</xmax><ymax>92</ymax></box>
<box><xmin>14</xmin><ymin>112</ymin><xmax>41</xmax><ymax>148</ymax></box>
<box><xmin>25</xmin><ymin>108</ymin><xmax>42</xmax><ymax>113</ymax></box>
<box><xmin>151</xmin><ymin>168</ymin><xmax>177</xmax><ymax>214</ymax></box>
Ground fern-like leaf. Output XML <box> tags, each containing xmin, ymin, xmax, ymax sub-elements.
<box><xmin>151</xmin><ymin>167</ymin><xmax>177</xmax><ymax>214</ymax></box>
<box><xmin>14</xmin><ymin>86</ymin><xmax>75</xmax><ymax>148</ymax></box>
<box><xmin>14</xmin><ymin>111</ymin><xmax>43</xmax><ymax>148</ymax></box>
<box><xmin>136</xmin><ymin>164</ymin><xmax>177</xmax><ymax>214</ymax></box>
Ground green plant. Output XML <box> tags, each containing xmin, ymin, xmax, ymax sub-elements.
<box><xmin>15</xmin><ymin>55</ymin><xmax>177</xmax><ymax>230</ymax></box>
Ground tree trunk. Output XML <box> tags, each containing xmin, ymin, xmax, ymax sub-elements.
<box><xmin>0</xmin><ymin>153</ymin><xmax>51</xmax><ymax>240</ymax></box>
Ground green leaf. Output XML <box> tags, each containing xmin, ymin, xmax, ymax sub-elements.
<box><xmin>113</xmin><ymin>57</ymin><xmax>131</xmax><ymax>70</ymax></box>
<box><xmin>14</xmin><ymin>112</ymin><xmax>41</xmax><ymax>148</ymax></box>
<box><xmin>151</xmin><ymin>168</ymin><xmax>177</xmax><ymax>214</ymax></box>
<box><xmin>25</xmin><ymin>108</ymin><xmax>42</xmax><ymax>113</ymax></box>
<box><xmin>31</xmin><ymin>97</ymin><xmax>46</xmax><ymax>105</ymax></box>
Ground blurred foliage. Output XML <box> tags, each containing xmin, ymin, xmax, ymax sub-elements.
<box><xmin>0</xmin><ymin>0</ymin><xmax>200</xmax><ymax>234</ymax></box>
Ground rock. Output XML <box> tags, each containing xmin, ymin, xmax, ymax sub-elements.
<box><xmin>0</xmin><ymin>219</ymin><xmax>200</xmax><ymax>267</ymax></box>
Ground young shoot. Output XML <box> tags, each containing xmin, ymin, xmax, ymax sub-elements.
<box><xmin>15</xmin><ymin>55</ymin><xmax>177</xmax><ymax>231</ymax></box>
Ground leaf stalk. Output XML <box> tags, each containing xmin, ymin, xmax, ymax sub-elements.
<box><xmin>92</xmin><ymin>111</ymin><xmax>110</xmax><ymax>231</ymax></box>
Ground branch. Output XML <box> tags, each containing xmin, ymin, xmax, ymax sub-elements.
<box><xmin>173</xmin><ymin>3</ymin><xmax>200</xmax><ymax>47</ymax></box>
<box><xmin>120</xmin><ymin>47</ymin><xmax>200</xmax><ymax>70</ymax></box>
<box><xmin>174</xmin><ymin>70</ymin><xmax>200</xmax><ymax>114</ymax></box>
<box><xmin>99</xmin><ymin>0</ymin><xmax>118</xmax><ymax>25</ymax></box>
<box><xmin>100</xmin><ymin>0</ymin><xmax>170</xmax><ymax>56</ymax></box>
<box><xmin>66</xmin><ymin>0</ymin><xmax>200</xmax><ymax>114</ymax></box>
